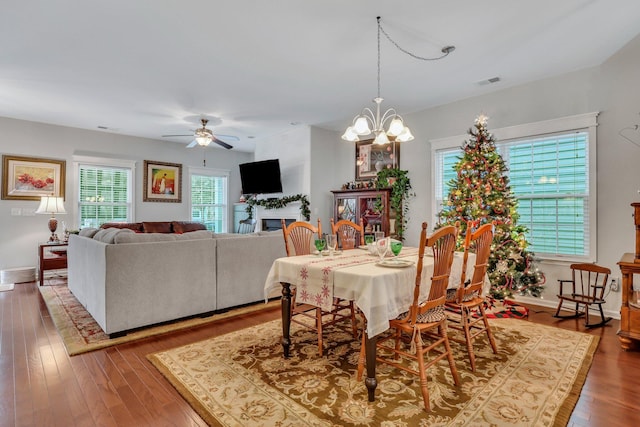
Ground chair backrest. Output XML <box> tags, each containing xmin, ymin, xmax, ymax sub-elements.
<box><xmin>281</xmin><ymin>219</ymin><xmax>322</xmax><ymax>256</ymax></box>
<box><xmin>455</xmin><ymin>221</ymin><xmax>494</xmax><ymax>301</ymax></box>
<box><xmin>330</xmin><ymin>218</ymin><xmax>365</xmax><ymax>250</ymax></box>
<box><xmin>570</xmin><ymin>263</ymin><xmax>611</xmax><ymax>301</ymax></box>
<box><xmin>405</xmin><ymin>222</ymin><xmax>458</xmax><ymax>323</ymax></box>
<box><xmin>237</xmin><ymin>218</ymin><xmax>257</xmax><ymax>234</ymax></box>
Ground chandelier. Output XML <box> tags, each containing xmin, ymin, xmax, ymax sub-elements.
<box><xmin>342</xmin><ymin>17</ymin><xmax>455</xmax><ymax>145</ymax></box>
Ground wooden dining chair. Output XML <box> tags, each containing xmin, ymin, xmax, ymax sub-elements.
<box><xmin>357</xmin><ymin>222</ymin><xmax>460</xmax><ymax>411</ymax></box>
<box><xmin>330</xmin><ymin>218</ymin><xmax>365</xmax><ymax>249</ymax></box>
<box><xmin>445</xmin><ymin>221</ymin><xmax>497</xmax><ymax>372</ymax></box>
<box><xmin>328</xmin><ymin>218</ymin><xmax>363</xmax><ymax>335</ymax></box>
<box><xmin>554</xmin><ymin>263</ymin><xmax>612</xmax><ymax>328</ymax></box>
<box><xmin>281</xmin><ymin>219</ymin><xmax>357</xmax><ymax>356</ymax></box>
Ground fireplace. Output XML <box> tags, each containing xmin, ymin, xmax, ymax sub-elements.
<box><xmin>262</xmin><ymin>218</ymin><xmax>295</xmax><ymax>231</ymax></box>
<box><xmin>254</xmin><ymin>202</ymin><xmax>303</xmax><ymax>232</ymax></box>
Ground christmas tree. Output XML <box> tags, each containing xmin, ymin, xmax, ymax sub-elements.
<box><xmin>437</xmin><ymin>115</ymin><xmax>545</xmax><ymax>299</ymax></box>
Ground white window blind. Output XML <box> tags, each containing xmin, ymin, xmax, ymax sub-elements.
<box><xmin>78</xmin><ymin>164</ymin><xmax>132</xmax><ymax>228</ymax></box>
<box><xmin>191</xmin><ymin>170</ymin><xmax>228</xmax><ymax>232</ymax></box>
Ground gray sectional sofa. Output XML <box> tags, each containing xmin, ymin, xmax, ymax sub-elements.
<box><xmin>67</xmin><ymin>226</ymin><xmax>286</xmax><ymax>336</ymax></box>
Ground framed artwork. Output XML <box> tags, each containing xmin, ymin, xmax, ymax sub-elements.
<box><xmin>355</xmin><ymin>140</ymin><xmax>400</xmax><ymax>181</ymax></box>
<box><xmin>1</xmin><ymin>155</ymin><xmax>66</xmax><ymax>201</ymax></box>
<box><xmin>143</xmin><ymin>160</ymin><xmax>182</xmax><ymax>203</ymax></box>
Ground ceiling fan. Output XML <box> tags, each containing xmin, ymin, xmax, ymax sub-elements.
<box><xmin>162</xmin><ymin>118</ymin><xmax>238</xmax><ymax>150</ymax></box>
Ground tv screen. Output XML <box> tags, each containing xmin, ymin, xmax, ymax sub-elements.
<box><xmin>239</xmin><ymin>159</ymin><xmax>283</xmax><ymax>195</ymax></box>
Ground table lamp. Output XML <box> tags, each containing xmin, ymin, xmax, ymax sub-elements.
<box><xmin>35</xmin><ymin>196</ymin><xmax>67</xmax><ymax>242</ymax></box>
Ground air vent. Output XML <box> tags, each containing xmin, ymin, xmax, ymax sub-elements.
<box><xmin>477</xmin><ymin>77</ymin><xmax>501</xmax><ymax>86</ymax></box>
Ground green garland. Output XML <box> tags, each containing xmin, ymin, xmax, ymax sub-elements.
<box><xmin>245</xmin><ymin>194</ymin><xmax>311</xmax><ymax>221</ymax></box>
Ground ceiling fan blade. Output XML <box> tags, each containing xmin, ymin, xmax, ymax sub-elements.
<box><xmin>186</xmin><ymin>140</ymin><xmax>198</xmax><ymax>148</ymax></box>
<box><xmin>162</xmin><ymin>134</ymin><xmax>193</xmax><ymax>137</ymax></box>
<box><xmin>213</xmin><ymin>137</ymin><xmax>233</xmax><ymax>150</ymax></box>
<box><xmin>215</xmin><ymin>134</ymin><xmax>240</xmax><ymax>142</ymax></box>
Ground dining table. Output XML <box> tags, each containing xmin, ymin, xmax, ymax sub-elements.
<box><xmin>263</xmin><ymin>246</ymin><xmax>485</xmax><ymax>402</ymax></box>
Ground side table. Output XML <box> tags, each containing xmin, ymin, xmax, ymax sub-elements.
<box><xmin>38</xmin><ymin>242</ymin><xmax>68</xmax><ymax>286</ymax></box>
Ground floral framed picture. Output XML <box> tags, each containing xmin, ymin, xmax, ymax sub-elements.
<box><xmin>143</xmin><ymin>160</ymin><xmax>182</xmax><ymax>203</ymax></box>
<box><xmin>1</xmin><ymin>155</ymin><xmax>66</xmax><ymax>201</ymax></box>
<box><xmin>355</xmin><ymin>139</ymin><xmax>400</xmax><ymax>181</ymax></box>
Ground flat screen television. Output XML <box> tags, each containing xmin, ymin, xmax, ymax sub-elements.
<box><xmin>239</xmin><ymin>159</ymin><xmax>283</xmax><ymax>195</ymax></box>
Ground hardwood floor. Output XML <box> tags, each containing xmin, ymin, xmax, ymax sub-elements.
<box><xmin>1</xmin><ymin>281</ymin><xmax>639</xmax><ymax>427</ymax></box>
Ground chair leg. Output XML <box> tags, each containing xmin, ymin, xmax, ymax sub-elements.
<box><xmin>441</xmin><ymin>323</ymin><xmax>460</xmax><ymax>387</ymax></box>
<box><xmin>350</xmin><ymin>302</ymin><xmax>358</xmax><ymax>338</ymax></box>
<box><xmin>356</xmin><ymin>331</ymin><xmax>366</xmax><ymax>381</ymax></box>
<box><xmin>461</xmin><ymin>307</ymin><xmax>477</xmax><ymax>372</ymax></box>
<box><xmin>414</xmin><ymin>331</ymin><xmax>431</xmax><ymax>412</ymax></box>
<box><xmin>316</xmin><ymin>308</ymin><xmax>324</xmax><ymax>356</ymax></box>
<box><xmin>479</xmin><ymin>304</ymin><xmax>498</xmax><ymax>354</ymax></box>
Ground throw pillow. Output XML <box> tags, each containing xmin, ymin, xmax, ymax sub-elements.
<box><xmin>171</xmin><ymin>221</ymin><xmax>207</xmax><ymax>233</ymax></box>
<box><xmin>142</xmin><ymin>221</ymin><xmax>172</xmax><ymax>233</ymax></box>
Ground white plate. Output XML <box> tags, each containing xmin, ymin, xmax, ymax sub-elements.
<box><xmin>376</xmin><ymin>259</ymin><xmax>414</xmax><ymax>268</ymax></box>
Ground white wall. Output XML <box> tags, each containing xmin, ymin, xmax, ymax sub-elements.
<box><xmin>0</xmin><ymin>118</ymin><xmax>251</xmax><ymax>270</ymax></box>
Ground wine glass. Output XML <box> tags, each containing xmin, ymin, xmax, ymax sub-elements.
<box><xmin>375</xmin><ymin>237</ymin><xmax>388</xmax><ymax>262</ymax></box>
<box><xmin>390</xmin><ymin>240</ymin><xmax>403</xmax><ymax>262</ymax></box>
<box><xmin>325</xmin><ymin>234</ymin><xmax>337</xmax><ymax>255</ymax></box>
<box><xmin>314</xmin><ymin>238</ymin><xmax>326</xmax><ymax>255</ymax></box>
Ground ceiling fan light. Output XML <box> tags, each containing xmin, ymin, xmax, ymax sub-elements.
<box><xmin>354</xmin><ymin>116</ymin><xmax>371</xmax><ymax>135</ymax></box>
<box><xmin>195</xmin><ymin>135</ymin><xmax>211</xmax><ymax>146</ymax></box>
<box><xmin>387</xmin><ymin>117</ymin><xmax>404</xmax><ymax>136</ymax></box>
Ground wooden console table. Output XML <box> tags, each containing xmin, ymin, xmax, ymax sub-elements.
<box><xmin>38</xmin><ymin>242</ymin><xmax>68</xmax><ymax>286</ymax></box>
<box><xmin>617</xmin><ymin>253</ymin><xmax>640</xmax><ymax>350</ymax></box>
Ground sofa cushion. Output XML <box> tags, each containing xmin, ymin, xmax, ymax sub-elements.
<box><xmin>114</xmin><ymin>231</ymin><xmax>178</xmax><ymax>243</ymax></box>
<box><xmin>172</xmin><ymin>221</ymin><xmax>207</xmax><ymax>233</ymax></box>
<box><xmin>142</xmin><ymin>221</ymin><xmax>173</xmax><ymax>233</ymax></box>
<box><xmin>100</xmin><ymin>222</ymin><xmax>143</xmax><ymax>232</ymax></box>
<box><xmin>78</xmin><ymin>227</ymin><xmax>99</xmax><ymax>238</ymax></box>
<box><xmin>174</xmin><ymin>230</ymin><xmax>214</xmax><ymax>240</ymax></box>
<box><xmin>93</xmin><ymin>228</ymin><xmax>126</xmax><ymax>243</ymax></box>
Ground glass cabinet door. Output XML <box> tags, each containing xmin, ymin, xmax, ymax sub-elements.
<box><xmin>337</xmin><ymin>197</ymin><xmax>356</xmax><ymax>222</ymax></box>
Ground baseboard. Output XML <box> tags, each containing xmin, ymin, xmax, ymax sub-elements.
<box><xmin>509</xmin><ymin>295</ymin><xmax>620</xmax><ymax>320</ymax></box>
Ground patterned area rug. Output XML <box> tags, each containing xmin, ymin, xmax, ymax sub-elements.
<box><xmin>38</xmin><ymin>283</ymin><xmax>279</xmax><ymax>356</ymax></box>
<box><xmin>148</xmin><ymin>318</ymin><xmax>598</xmax><ymax>426</ymax></box>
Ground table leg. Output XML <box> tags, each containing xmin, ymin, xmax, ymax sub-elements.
<box><xmin>364</xmin><ymin>333</ymin><xmax>378</xmax><ymax>402</ymax></box>
<box><xmin>281</xmin><ymin>282</ymin><xmax>292</xmax><ymax>358</ymax></box>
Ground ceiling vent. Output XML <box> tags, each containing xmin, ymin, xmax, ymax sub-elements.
<box><xmin>477</xmin><ymin>77</ymin><xmax>501</xmax><ymax>86</ymax></box>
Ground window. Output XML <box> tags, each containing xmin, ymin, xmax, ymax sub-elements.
<box><xmin>432</xmin><ymin>113</ymin><xmax>597</xmax><ymax>261</ymax></box>
<box><xmin>190</xmin><ymin>168</ymin><xmax>229</xmax><ymax>232</ymax></box>
<box><xmin>74</xmin><ymin>156</ymin><xmax>134</xmax><ymax>228</ymax></box>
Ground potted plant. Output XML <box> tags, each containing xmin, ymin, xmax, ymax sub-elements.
<box><xmin>376</xmin><ymin>168</ymin><xmax>414</xmax><ymax>240</ymax></box>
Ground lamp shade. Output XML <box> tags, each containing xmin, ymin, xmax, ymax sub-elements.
<box><xmin>35</xmin><ymin>196</ymin><xmax>66</xmax><ymax>215</ymax></box>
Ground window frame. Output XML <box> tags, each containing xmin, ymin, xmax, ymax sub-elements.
<box><xmin>188</xmin><ymin>166</ymin><xmax>230</xmax><ymax>233</ymax></box>
<box><xmin>72</xmin><ymin>155</ymin><xmax>136</xmax><ymax>228</ymax></box>
<box><xmin>430</xmin><ymin>112</ymin><xmax>598</xmax><ymax>262</ymax></box>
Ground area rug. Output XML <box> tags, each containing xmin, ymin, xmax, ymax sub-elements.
<box><xmin>38</xmin><ymin>284</ymin><xmax>279</xmax><ymax>356</ymax></box>
<box><xmin>148</xmin><ymin>318</ymin><xmax>598</xmax><ymax>426</ymax></box>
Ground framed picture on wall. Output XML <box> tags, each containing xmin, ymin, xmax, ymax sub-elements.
<box><xmin>1</xmin><ymin>155</ymin><xmax>66</xmax><ymax>201</ymax></box>
<box><xmin>143</xmin><ymin>160</ymin><xmax>182</xmax><ymax>203</ymax></box>
<box><xmin>355</xmin><ymin>139</ymin><xmax>400</xmax><ymax>181</ymax></box>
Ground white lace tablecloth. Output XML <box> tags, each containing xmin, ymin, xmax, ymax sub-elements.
<box><xmin>264</xmin><ymin>248</ymin><xmax>485</xmax><ymax>337</ymax></box>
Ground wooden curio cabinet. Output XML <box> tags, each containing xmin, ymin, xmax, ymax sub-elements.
<box><xmin>617</xmin><ymin>202</ymin><xmax>640</xmax><ymax>350</ymax></box>
<box><xmin>332</xmin><ymin>188</ymin><xmax>391</xmax><ymax>237</ymax></box>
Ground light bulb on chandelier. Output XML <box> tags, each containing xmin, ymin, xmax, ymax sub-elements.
<box><xmin>342</xmin><ymin>17</ymin><xmax>454</xmax><ymax>148</ymax></box>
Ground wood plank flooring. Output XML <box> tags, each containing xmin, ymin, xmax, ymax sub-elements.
<box><xmin>1</xmin><ymin>280</ymin><xmax>639</xmax><ymax>426</ymax></box>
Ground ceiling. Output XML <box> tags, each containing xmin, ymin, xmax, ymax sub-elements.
<box><xmin>2</xmin><ymin>1</ymin><xmax>640</xmax><ymax>152</ymax></box>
